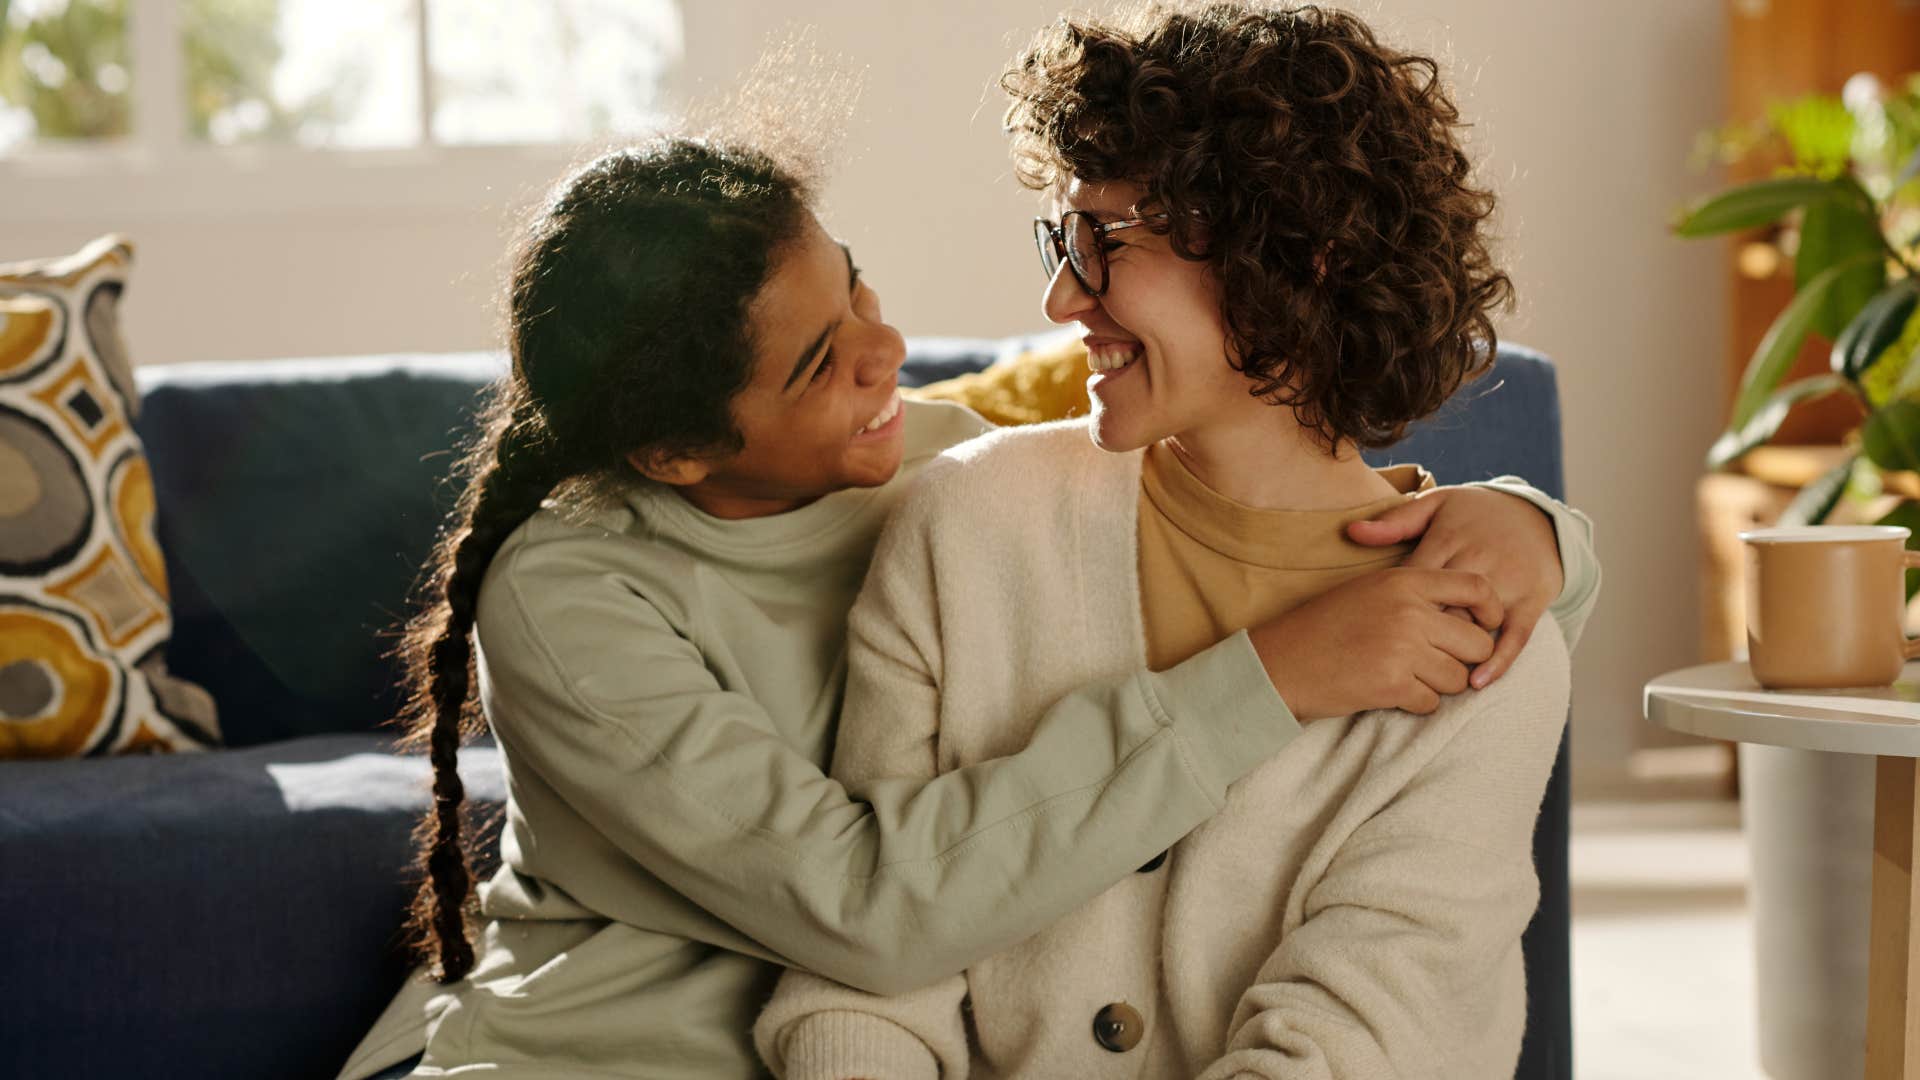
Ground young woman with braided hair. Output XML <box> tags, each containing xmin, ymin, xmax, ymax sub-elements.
<box><xmin>339</xmin><ymin>131</ymin><xmax>1590</xmax><ymax>1079</ymax></box>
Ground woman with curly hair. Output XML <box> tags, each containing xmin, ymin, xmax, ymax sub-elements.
<box><xmin>757</xmin><ymin>5</ymin><xmax>1597</xmax><ymax>1078</ymax></box>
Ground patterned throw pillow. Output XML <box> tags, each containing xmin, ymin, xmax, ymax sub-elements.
<box><xmin>0</xmin><ymin>235</ymin><xmax>218</xmax><ymax>757</ymax></box>
<box><xmin>905</xmin><ymin>334</ymin><xmax>1092</xmax><ymax>427</ymax></box>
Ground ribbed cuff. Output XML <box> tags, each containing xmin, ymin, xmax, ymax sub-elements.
<box><xmin>1148</xmin><ymin>630</ymin><xmax>1299</xmax><ymax>803</ymax></box>
<box><xmin>777</xmin><ymin>1011</ymin><xmax>941</xmax><ymax>1080</ymax></box>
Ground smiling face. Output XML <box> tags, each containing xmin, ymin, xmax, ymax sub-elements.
<box><xmin>638</xmin><ymin>213</ymin><xmax>909</xmax><ymax>519</ymax></box>
<box><xmin>1042</xmin><ymin>178</ymin><xmax>1246</xmax><ymax>454</ymax></box>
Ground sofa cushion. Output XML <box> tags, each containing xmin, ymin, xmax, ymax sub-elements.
<box><xmin>0</xmin><ymin>235</ymin><xmax>217</xmax><ymax>757</ymax></box>
<box><xmin>0</xmin><ymin>732</ymin><xmax>506</xmax><ymax>1079</ymax></box>
<box><xmin>136</xmin><ymin>354</ymin><xmax>502</xmax><ymax>747</ymax></box>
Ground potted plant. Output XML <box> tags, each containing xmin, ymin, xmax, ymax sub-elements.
<box><xmin>1680</xmin><ymin>73</ymin><xmax>1920</xmax><ymax>538</ymax></box>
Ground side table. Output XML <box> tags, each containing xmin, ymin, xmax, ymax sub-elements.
<box><xmin>1646</xmin><ymin>662</ymin><xmax>1920</xmax><ymax>1079</ymax></box>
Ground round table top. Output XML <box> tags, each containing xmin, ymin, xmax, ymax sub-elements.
<box><xmin>1644</xmin><ymin>661</ymin><xmax>1920</xmax><ymax>757</ymax></box>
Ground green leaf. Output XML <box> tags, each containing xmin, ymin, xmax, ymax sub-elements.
<box><xmin>1778</xmin><ymin>454</ymin><xmax>1859</xmax><ymax>527</ymax></box>
<box><xmin>1862</xmin><ymin>302</ymin><xmax>1920</xmax><ymax>407</ymax></box>
<box><xmin>1864</xmin><ymin>401</ymin><xmax>1920</xmax><ymax>473</ymax></box>
<box><xmin>1797</xmin><ymin>196</ymin><xmax>1887</xmax><ymax>339</ymax></box>
<box><xmin>1884</xmin><ymin>311</ymin><xmax>1920</xmax><ymax>405</ymax></box>
<box><xmin>1834</xmin><ymin>278</ymin><xmax>1920</xmax><ymax>382</ymax></box>
<box><xmin>1730</xmin><ymin>252</ymin><xmax>1883</xmax><ymax>431</ymax></box>
<box><xmin>1876</xmin><ymin>501</ymin><xmax>1920</xmax><ymax>601</ymax></box>
<box><xmin>1672</xmin><ymin>176</ymin><xmax>1837</xmax><ymax>237</ymax></box>
<box><xmin>1705</xmin><ymin>373</ymin><xmax>1853</xmax><ymax>470</ymax></box>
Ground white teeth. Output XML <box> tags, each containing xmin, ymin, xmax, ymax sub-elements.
<box><xmin>860</xmin><ymin>391</ymin><xmax>902</xmax><ymax>434</ymax></box>
<box><xmin>1087</xmin><ymin>344</ymin><xmax>1142</xmax><ymax>372</ymax></box>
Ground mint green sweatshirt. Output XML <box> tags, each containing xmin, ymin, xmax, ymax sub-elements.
<box><xmin>338</xmin><ymin>399</ymin><xmax>1598</xmax><ymax>1080</ymax></box>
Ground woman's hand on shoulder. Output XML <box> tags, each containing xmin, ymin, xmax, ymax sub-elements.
<box><xmin>1248</xmin><ymin>567</ymin><xmax>1501</xmax><ymax>720</ymax></box>
<box><xmin>1346</xmin><ymin>486</ymin><xmax>1560</xmax><ymax>689</ymax></box>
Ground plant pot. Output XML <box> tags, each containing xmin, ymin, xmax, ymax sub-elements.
<box><xmin>1739</xmin><ymin>743</ymin><xmax>1874</xmax><ymax>1079</ymax></box>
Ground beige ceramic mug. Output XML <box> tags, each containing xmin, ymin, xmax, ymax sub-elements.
<box><xmin>1741</xmin><ymin>525</ymin><xmax>1920</xmax><ymax>689</ymax></box>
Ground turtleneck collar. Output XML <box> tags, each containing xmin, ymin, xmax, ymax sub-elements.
<box><xmin>1141</xmin><ymin>440</ymin><xmax>1434</xmax><ymax>570</ymax></box>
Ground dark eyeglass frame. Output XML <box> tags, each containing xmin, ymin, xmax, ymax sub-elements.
<box><xmin>1032</xmin><ymin>211</ymin><xmax>1166</xmax><ymax>297</ymax></box>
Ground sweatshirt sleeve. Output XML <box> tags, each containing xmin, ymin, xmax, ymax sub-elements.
<box><xmin>755</xmin><ymin>489</ymin><xmax>995</xmax><ymax>1077</ymax></box>
<box><xmin>1466</xmin><ymin>477</ymin><xmax>1602</xmax><ymax>651</ymax></box>
<box><xmin>1195</xmin><ymin>622</ymin><xmax>1572</xmax><ymax>1080</ymax></box>
<box><xmin>478</xmin><ymin>529</ymin><xmax>1298</xmax><ymax>999</ymax></box>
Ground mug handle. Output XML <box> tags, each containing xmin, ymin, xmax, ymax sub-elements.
<box><xmin>1906</xmin><ymin>552</ymin><xmax>1920</xmax><ymax>661</ymax></box>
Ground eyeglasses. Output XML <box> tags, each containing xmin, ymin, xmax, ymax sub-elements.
<box><xmin>1032</xmin><ymin>211</ymin><xmax>1164</xmax><ymax>297</ymax></box>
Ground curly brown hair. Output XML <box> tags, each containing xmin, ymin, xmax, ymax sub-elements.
<box><xmin>1002</xmin><ymin>2</ymin><xmax>1513</xmax><ymax>449</ymax></box>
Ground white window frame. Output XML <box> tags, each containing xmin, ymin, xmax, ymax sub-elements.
<box><xmin>0</xmin><ymin>0</ymin><xmax>642</xmax><ymax>224</ymax></box>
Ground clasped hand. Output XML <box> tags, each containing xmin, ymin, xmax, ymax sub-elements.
<box><xmin>1250</xmin><ymin>487</ymin><xmax>1562</xmax><ymax>720</ymax></box>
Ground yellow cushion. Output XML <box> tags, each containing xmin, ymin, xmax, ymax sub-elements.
<box><xmin>906</xmin><ymin>336</ymin><xmax>1091</xmax><ymax>427</ymax></box>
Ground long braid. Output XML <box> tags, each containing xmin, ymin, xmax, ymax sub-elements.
<box><xmin>400</xmin><ymin>385</ymin><xmax>557</xmax><ymax>983</ymax></box>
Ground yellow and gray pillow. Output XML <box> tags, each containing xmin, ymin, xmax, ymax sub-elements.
<box><xmin>0</xmin><ymin>235</ymin><xmax>217</xmax><ymax>757</ymax></box>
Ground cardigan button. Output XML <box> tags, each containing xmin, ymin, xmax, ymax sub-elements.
<box><xmin>1092</xmin><ymin>1002</ymin><xmax>1145</xmax><ymax>1053</ymax></box>
<box><xmin>1137</xmin><ymin>850</ymin><xmax>1168</xmax><ymax>873</ymax></box>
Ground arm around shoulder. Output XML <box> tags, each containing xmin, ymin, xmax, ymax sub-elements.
<box><xmin>479</xmin><ymin>476</ymin><xmax>1301</xmax><ymax>998</ymax></box>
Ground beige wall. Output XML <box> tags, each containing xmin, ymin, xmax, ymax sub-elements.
<box><xmin>1383</xmin><ymin>0</ymin><xmax>1728</xmax><ymax>793</ymax></box>
<box><xmin>0</xmin><ymin>1</ymin><xmax>1728</xmax><ymax>795</ymax></box>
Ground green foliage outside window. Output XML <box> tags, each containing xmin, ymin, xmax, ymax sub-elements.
<box><xmin>0</xmin><ymin>0</ymin><xmax>342</xmax><ymax>146</ymax></box>
<box><xmin>0</xmin><ymin>0</ymin><xmax>131</xmax><ymax>140</ymax></box>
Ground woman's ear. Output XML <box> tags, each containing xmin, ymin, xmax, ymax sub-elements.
<box><xmin>627</xmin><ymin>448</ymin><xmax>712</xmax><ymax>487</ymax></box>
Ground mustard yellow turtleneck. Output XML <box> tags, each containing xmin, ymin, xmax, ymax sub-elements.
<box><xmin>1137</xmin><ymin>440</ymin><xmax>1435</xmax><ymax>670</ymax></box>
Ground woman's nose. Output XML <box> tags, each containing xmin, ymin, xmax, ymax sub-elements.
<box><xmin>1042</xmin><ymin>259</ymin><xmax>1096</xmax><ymax>325</ymax></box>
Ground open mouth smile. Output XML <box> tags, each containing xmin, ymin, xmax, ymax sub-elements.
<box><xmin>853</xmin><ymin>390</ymin><xmax>904</xmax><ymax>441</ymax></box>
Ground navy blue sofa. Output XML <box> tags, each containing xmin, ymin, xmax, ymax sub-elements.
<box><xmin>0</xmin><ymin>337</ymin><xmax>1573</xmax><ymax>1079</ymax></box>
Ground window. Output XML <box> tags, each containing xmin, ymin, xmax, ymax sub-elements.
<box><xmin>429</xmin><ymin>1</ymin><xmax>679</xmax><ymax>145</ymax></box>
<box><xmin>0</xmin><ymin>0</ymin><xmax>681</xmax><ymax>155</ymax></box>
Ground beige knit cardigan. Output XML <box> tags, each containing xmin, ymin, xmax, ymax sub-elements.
<box><xmin>755</xmin><ymin>419</ymin><xmax>1574</xmax><ymax>1080</ymax></box>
